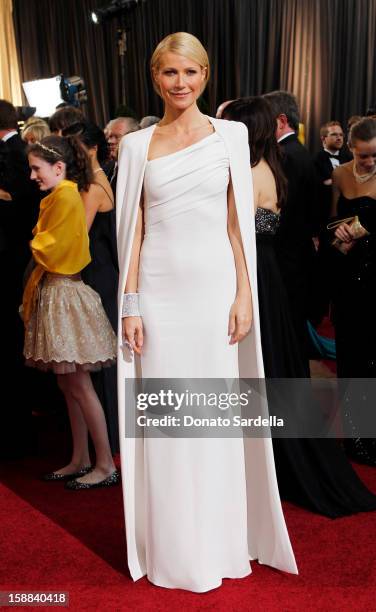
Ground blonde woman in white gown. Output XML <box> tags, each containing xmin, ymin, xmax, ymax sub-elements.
<box><xmin>116</xmin><ymin>32</ymin><xmax>298</xmax><ymax>592</ymax></box>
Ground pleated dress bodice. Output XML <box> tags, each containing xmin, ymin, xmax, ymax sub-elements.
<box><xmin>139</xmin><ymin>132</ymin><xmax>238</xmax><ymax>378</ymax></box>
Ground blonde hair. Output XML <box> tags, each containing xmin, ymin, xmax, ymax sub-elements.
<box><xmin>22</xmin><ymin>118</ymin><xmax>50</xmax><ymax>143</ymax></box>
<box><xmin>150</xmin><ymin>32</ymin><xmax>210</xmax><ymax>96</ymax></box>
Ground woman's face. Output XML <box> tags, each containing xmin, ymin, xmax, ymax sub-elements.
<box><xmin>153</xmin><ymin>52</ymin><xmax>206</xmax><ymax>111</ymax></box>
<box><xmin>28</xmin><ymin>153</ymin><xmax>64</xmax><ymax>191</ymax></box>
<box><xmin>351</xmin><ymin>137</ymin><xmax>376</xmax><ymax>173</ymax></box>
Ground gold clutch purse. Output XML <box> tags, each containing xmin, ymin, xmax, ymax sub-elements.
<box><xmin>327</xmin><ymin>215</ymin><xmax>369</xmax><ymax>254</ymax></box>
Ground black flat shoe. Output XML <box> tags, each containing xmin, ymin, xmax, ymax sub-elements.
<box><xmin>65</xmin><ymin>470</ymin><xmax>120</xmax><ymax>490</ymax></box>
<box><xmin>42</xmin><ymin>465</ymin><xmax>93</xmax><ymax>482</ymax></box>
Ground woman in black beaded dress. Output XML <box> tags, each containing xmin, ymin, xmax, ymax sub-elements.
<box><xmin>330</xmin><ymin>117</ymin><xmax>376</xmax><ymax>465</ymax></box>
<box><xmin>224</xmin><ymin>98</ymin><xmax>376</xmax><ymax>517</ymax></box>
<box><xmin>63</xmin><ymin>121</ymin><xmax>119</xmax><ymax>454</ymax></box>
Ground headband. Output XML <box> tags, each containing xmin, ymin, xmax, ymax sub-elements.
<box><xmin>35</xmin><ymin>141</ymin><xmax>63</xmax><ymax>157</ymax></box>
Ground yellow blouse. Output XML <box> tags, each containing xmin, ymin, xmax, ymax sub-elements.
<box><xmin>22</xmin><ymin>179</ymin><xmax>91</xmax><ymax>325</ymax></box>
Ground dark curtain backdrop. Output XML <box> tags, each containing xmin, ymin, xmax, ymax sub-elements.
<box><xmin>13</xmin><ymin>0</ymin><xmax>122</xmax><ymax>126</ymax></box>
<box><xmin>13</xmin><ymin>0</ymin><xmax>376</xmax><ymax>151</ymax></box>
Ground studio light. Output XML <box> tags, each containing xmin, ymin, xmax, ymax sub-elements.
<box><xmin>91</xmin><ymin>0</ymin><xmax>142</xmax><ymax>24</ymax></box>
<box><xmin>22</xmin><ymin>76</ymin><xmax>64</xmax><ymax>117</ymax></box>
<box><xmin>22</xmin><ymin>75</ymin><xmax>87</xmax><ymax>117</ymax></box>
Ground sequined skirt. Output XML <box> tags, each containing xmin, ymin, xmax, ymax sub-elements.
<box><xmin>24</xmin><ymin>274</ymin><xmax>117</xmax><ymax>374</ymax></box>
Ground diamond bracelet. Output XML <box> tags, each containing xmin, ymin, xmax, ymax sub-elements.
<box><xmin>121</xmin><ymin>293</ymin><xmax>141</xmax><ymax>318</ymax></box>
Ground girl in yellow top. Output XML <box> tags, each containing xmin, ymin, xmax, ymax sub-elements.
<box><xmin>24</xmin><ymin>135</ymin><xmax>119</xmax><ymax>489</ymax></box>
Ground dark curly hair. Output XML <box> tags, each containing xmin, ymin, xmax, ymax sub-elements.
<box><xmin>224</xmin><ymin>96</ymin><xmax>287</xmax><ymax>206</ymax></box>
<box><xmin>62</xmin><ymin>120</ymin><xmax>109</xmax><ymax>164</ymax></box>
<box><xmin>27</xmin><ymin>135</ymin><xmax>93</xmax><ymax>191</ymax></box>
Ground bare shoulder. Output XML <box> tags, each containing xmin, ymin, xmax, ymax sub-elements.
<box><xmin>252</xmin><ymin>159</ymin><xmax>278</xmax><ymax>210</ymax></box>
<box><xmin>252</xmin><ymin>160</ymin><xmax>275</xmax><ymax>189</ymax></box>
<box><xmin>334</xmin><ymin>160</ymin><xmax>352</xmax><ymax>176</ymax></box>
<box><xmin>252</xmin><ymin>158</ymin><xmax>274</xmax><ymax>178</ymax></box>
<box><xmin>81</xmin><ymin>181</ymin><xmax>101</xmax><ymax>201</ymax></box>
<box><xmin>88</xmin><ymin>182</ymin><xmax>102</xmax><ymax>195</ymax></box>
<box><xmin>333</xmin><ymin>160</ymin><xmax>352</xmax><ymax>185</ymax></box>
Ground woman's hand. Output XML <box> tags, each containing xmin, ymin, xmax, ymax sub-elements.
<box><xmin>122</xmin><ymin>316</ymin><xmax>143</xmax><ymax>355</ymax></box>
<box><xmin>228</xmin><ymin>293</ymin><xmax>253</xmax><ymax>345</ymax></box>
<box><xmin>334</xmin><ymin>222</ymin><xmax>353</xmax><ymax>243</ymax></box>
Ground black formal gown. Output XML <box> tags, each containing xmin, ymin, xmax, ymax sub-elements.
<box><xmin>82</xmin><ymin>207</ymin><xmax>119</xmax><ymax>454</ymax></box>
<box><xmin>256</xmin><ymin>206</ymin><xmax>376</xmax><ymax>517</ymax></box>
<box><xmin>331</xmin><ymin>195</ymin><xmax>376</xmax><ymax>377</ymax></box>
<box><xmin>330</xmin><ymin>195</ymin><xmax>376</xmax><ymax>464</ymax></box>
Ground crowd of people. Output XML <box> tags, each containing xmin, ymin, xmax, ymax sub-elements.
<box><xmin>0</xmin><ymin>30</ymin><xmax>375</xmax><ymax>593</ymax></box>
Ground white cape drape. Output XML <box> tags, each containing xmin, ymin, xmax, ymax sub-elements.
<box><xmin>116</xmin><ymin>117</ymin><xmax>298</xmax><ymax>581</ymax></box>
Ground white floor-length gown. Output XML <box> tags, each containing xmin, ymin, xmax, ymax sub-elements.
<box><xmin>116</xmin><ymin>118</ymin><xmax>298</xmax><ymax>592</ymax></box>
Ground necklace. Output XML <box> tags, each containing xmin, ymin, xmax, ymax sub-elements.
<box><xmin>93</xmin><ymin>167</ymin><xmax>104</xmax><ymax>174</ymax></box>
<box><xmin>352</xmin><ymin>161</ymin><xmax>376</xmax><ymax>183</ymax></box>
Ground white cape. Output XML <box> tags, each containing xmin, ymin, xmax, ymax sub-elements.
<box><xmin>116</xmin><ymin>117</ymin><xmax>298</xmax><ymax>580</ymax></box>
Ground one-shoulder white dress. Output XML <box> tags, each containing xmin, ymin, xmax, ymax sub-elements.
<box><xmin>140</xmin><ymin>132</ymin><xmax>237</xmax><ymax>378</ymax></box>
<box><xmin>131</xmin><ymin>132</ymin><xmax>297</xmax><ymax>591</ymax></box>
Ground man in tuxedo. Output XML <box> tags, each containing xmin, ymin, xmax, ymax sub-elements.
<box><xmin>263</xmin><ymin>91</ymin><xmax>320</xmax><ymax>372</ymax></box>
<box><xmin>0</xmin><ymin>99</ymin><xmax>41</xmax><ymax>457</ymax></box>
<box><xmin>314</xmin><ymin>121</ymin><xmax>352</xmax><ymax>224</ymax></box>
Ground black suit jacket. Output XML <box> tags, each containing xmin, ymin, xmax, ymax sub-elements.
<box><xmin>0</xmin><ymin>133</ymin><xmax>40</xmax><ymax>254</ymax></box>
<box><xmin>313</xmin><ymin>148</ymin><xmax>351</xmax><ymax>225</ymax></box>
<box><xmin>277</xmin><ymin>133</ymin><xmax>319</xmax><ymax>247</ymax></box>
<box><xmin>314</xmin><ymin>148</ymin><xmax>350</xmax><ymax>183</ymax></box>
<box><xmin>275</xmin><ymin>133</ymin><xmax>321</xmax><ymax>346</ymax></box>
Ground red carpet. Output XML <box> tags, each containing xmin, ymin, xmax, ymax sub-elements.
<box><xmin>1</xmin><ymin>442</ymin><xmax>375</xmax><ymax>611</ymax></box>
